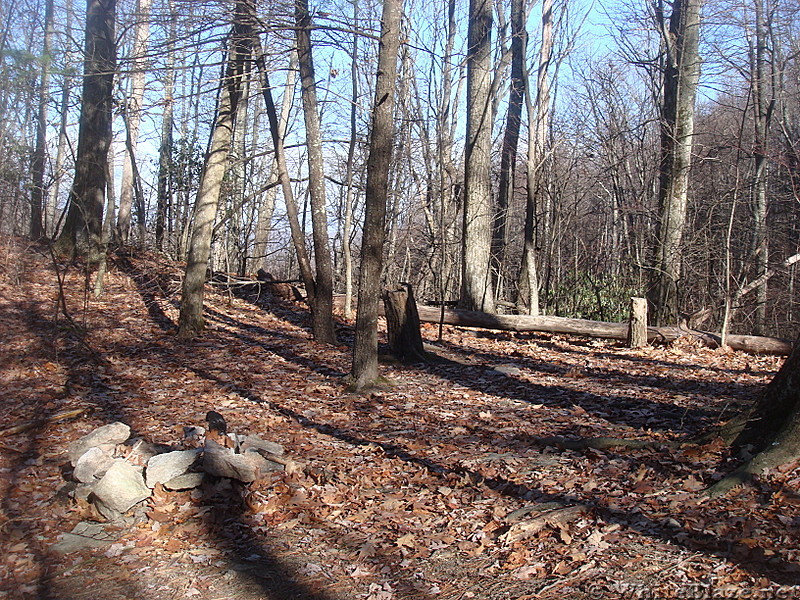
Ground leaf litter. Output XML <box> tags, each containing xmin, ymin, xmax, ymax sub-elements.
<box><xmin>0</xmin><ymin>237</ymin><xmax>799</xmax><ymax>599</ymax></box>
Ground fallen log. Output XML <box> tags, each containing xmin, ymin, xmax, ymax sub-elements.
<box><xmin>413</xmin><ymin>306</ymin><xmax>792</xmax><ymax>355</ymax></box>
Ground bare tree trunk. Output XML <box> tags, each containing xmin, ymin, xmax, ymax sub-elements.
<box><xmin>29</xmin><ymin>0</ymin><xmax>55</xmax><ymax>240</ymax></box>
<box><xmin>254</xmin><ymin>42</ymin><xmax>319</xmax><ymax>321</ymax></box>
<box><xmin>492</xmin><ymin>0</ymin><xmax>525</xmax><ymax>305</ymax></box>
<box><xmin>116</xmin><ymin>0</ymin><xmax>151</xmax><ymax>246</ymax></box>
<box><xmin>349</xmin><ymin>0</ymin><xmax>404</xmax><ymax>392</ymax></box>
<box><xmin>750</xmin><ymin>0</ymin><xmax>774</xmax><ymax>335</ymax></box>
<box><xmin>518</xmin><ymin>0</ymin><xmax>553</xmax><ymax>316</ymax></box>
<box><xmin>342</xmin><ymin>0</ymin><xmax>360</xmax><ymax>321</ymax></box>
<box><xmin>178</xmin><ymin>0</ymin><xmax>251</xmax><ymax>337</ymax></box>
<box><xmin>648</xmin><ymin>0</ymin><xmax>702</xmax><ymax>326</ymax></box>
<box><xmin>155</xmin><ymin>0</ymin><xmax>176</xmax><ymax>252</ymax></box>
<box><xmin>461</xmin><ymin>0</ymin><xmax>495</xmax><ymax>314</ymax></box>
<box><xmin>53</xmin><ymin>0</ymin><xmax>117</xmax><ymax>261</ymax></box>
<box><xmin>295</xmin><ymin>0</ymin><xmax>336</xmax><ymax>344</ymax></box>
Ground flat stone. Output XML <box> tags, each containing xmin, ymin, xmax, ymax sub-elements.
<box><xmin>163</xmin><ymin>472</ymin><xmax>204</xmax><ymax>491</ymax></box>
<box><xmin>50</xmin><ymin>521</ymin><xmax>121</xmax><ymax>554</ymax></box>
<box><xmin>91</xmin><ymin>460</ymin><xmax>150</xmax><ymax>513</ymax></box>
<box><xmin>239</xmin><ymin>434</ymin><xmax>284</xmax><ymax>456</ymax></box>
<box><xmin>68</xmin><ymin>422</ymin><xmax>131</xmax><ymax>466</ymax></box>
<box><xmin>145</xmin><ymin>448</ymin><xmax>201</xmax><ymax>488</ymax></box>
<box><xmin>73</xmin><ymin>446</ymin><xmax>115</xmax><ymax>483</ymax></box>
<box><xmin>243</xmin><ymin>448</ymin><xmax>284</xmax><ymax>473</ymax></box>
<box><xmin>203</xmin><ymin>440</ymin><xmax>259</xmax><ymax>483</ymax></box>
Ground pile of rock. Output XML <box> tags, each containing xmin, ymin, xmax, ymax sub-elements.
<box><xmin>66</xmin><ymin>421</ymin><xmax>291</xmax><ymax>521</ymax></box>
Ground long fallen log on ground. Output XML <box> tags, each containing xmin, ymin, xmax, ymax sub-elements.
<box><xmin>413</xmin><ymin>305</ymin><xmax>792</xmax><ymax>355</ymax></box>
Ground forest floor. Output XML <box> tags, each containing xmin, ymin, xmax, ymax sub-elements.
<box><xmin>1</xmin><ymin>235</ymin><xmax>799</xmax><ymax>600</ymax></box>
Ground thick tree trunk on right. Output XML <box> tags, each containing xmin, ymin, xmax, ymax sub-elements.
<box><xmin>648</xmin><ymin>0</ymin><xmax>702</xmax><ymax>326</ymax></box>
<box><xmin>707</xmin><ymin>339</ymin><xmax>800</xmax><ymax>497</ymax></box>
<box><xmin>53</xmin><ymin>0</ymin><xmax>117</xmax><ymax>261</ymax></box>
<box><xmin>461</xmin><ymin>0</ymin><xmax>495</xmax><ymax>314</ymax></box>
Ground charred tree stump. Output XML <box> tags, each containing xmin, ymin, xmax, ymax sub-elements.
<box><xmin>383</xmin><ymin>283</ymin><xmax>429</xmax><ymax>363</ymax></box>
<box><xmin>628</xmin><ymin>297</ymin><xmax>648</xmax><ymax>348</ymax></box>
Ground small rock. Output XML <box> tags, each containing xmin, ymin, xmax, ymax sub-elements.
<box><xmin>239</xmin><ymin>434</ymin><xmax>284</xmax><ymax>456</ymax></box>
<box><xmin>163</xmin><ymin>472</ymin><xmax>204</xmax><ymax>491</ymax></box>
<box><xmin>203</xmin><ymin>440</ymin><xmax>259</xmax><ymax>482</ymax></box>
<box><xmin>493</xmin><ymin>364</ymin><xmax>522</xmax><ymax>376</ymax></box>
<box><xmin>73</xmin><ymin>447</ymin><xmax>115</xmax><ymax>483</ymax></box>
<box><xmin>126</xmin><ymin>438</ymin><xmax>172</xmax><ymax>464</ymax></box>
<box><xmin>145</xmin><ymin>448</ymin><xmax>201</xmax><ymax>488</ymax></box>
<box><xmin>243</xmin><ymin>448</ymin><xmax>284</xmax><ymax>473</ymax></box>
<box><xmin>68</xmin><ymin>422</ymin><xmax>131</xmax><ymax>466</ymax></box>
<box><xmin>91</xmin><ymin>460</ymin><xmax>150</xmax><ymax>514</ymax></box>
<box><xmin>51</xmin><ymin>521</ymin><xmax>121</xmax><ymax>554</ymax></box>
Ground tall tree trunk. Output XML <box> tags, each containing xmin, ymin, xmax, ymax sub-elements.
<box><xmin>750</xmin><ymin>0</ymin><xmax>774</xmax><ymax>335</ymax></box>
<box><xmin>53</xmin><ymin>0</ymin><xmax>117</xmax><ymax>261</ymax></box>
<box><xmin>178</xmin><ymin>0</ymin><xmax>251</xmax><ymax>337</ymax></box>
<box><xmin>295</xmin><ymin>0</ymin><xmax>336</xmax><ymax>344</ymax></box>
<box><xmin>648</xmin><ymin>0</ymin><xmax>702</xmax><ymax>326</ymax></box>
<box><xmin>342</xmin><ymin>0</ymin><xmax>360</xmax><ymax>321</ymax></box>
<box><xmin>492</xmin><ymin>0</ymin><xmax>525</xmax><ymax>305</ymax></box>
<box><xmin>47</xmin><ymin>0</ymin><xmax>75</xmax><ymax>237</ymax></box>
<box><xmin>252</xmin><ymin>52</ymin><xmax>296</xmax><ymax>273</ymax></box>
<box><xmin>29</xmin><ymin>0</ymin><xmax>55</xmax><ymax>240</ymax></box>
<box><xmin>461</xmin><ymin>0</ymin><xmax>495</xmax><ymax>314</ymax></box>
<box><xmin>349</xmin><ymin>0</ymin><xmax>404</xmax><ymax>392</ymax></box>
<box><xmin>155</xmin><ymin>0</ymin><xmax>176</xmax><ymax>252</ymax></box>
<box><xmin>116</xmin><ymin>0</ymin><xmax>152</xmax><ymax>246</ymax></box>
<box><xmin>518</xmin><ymin>0</ymin><xmax>553</xmax><ymax>316</ymax></box>
<box><xmin>254</xmin><ymin>41</ymin><xmax>318</xmax><ymax>319</ymax></box>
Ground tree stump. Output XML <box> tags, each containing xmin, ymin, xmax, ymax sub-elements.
<box><xmin>628</xmin><ymin>297</ymin><xmax>648</xmax><ymax>348</ymax></box>
<box><xmin>383</xmin><ymin>283</ymin><xmax>428</xmax><ymax>363</ymax></box>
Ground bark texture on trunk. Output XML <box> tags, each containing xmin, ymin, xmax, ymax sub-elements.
<box><xmin>708</xmin><ymin>339</ymin><xmax>800</xmax><ymax>496</ymax></box>
<box><xmin>461</xmin><ymin>0</ymin><xmax>495</xmax><ymax>314</ymax></box>
<box><xmin>178</xmin><ymin>0</ymin><xmax>251</xmax><ymax>337</ymax></box>
<box><xmin>54</xmin><ymin>0</ymin><xmax>117</xmax><ymax>261</ymax></box>
<box><xmin>349</xmin><ymin>0</ymin><xmax>404</xmax><ymax>391</ymax></box>
<box><xmin>383</xmin><ymin>284</ymin><xmax>427</xmax><ymax>363</ymax></box>
<box><xmin>295</xmin><ymin>0</ymin><xmax>337</xmax><ymax>344</ymax></box>
<box><xmin>649</xmin><ymin>0</ymin><xmax>702</xmax><ymax>326</ymax></box>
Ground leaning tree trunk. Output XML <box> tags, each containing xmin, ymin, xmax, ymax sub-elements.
<box><xmin>707</xmin><ymin>339</ymin><xmax>800</xmax><ymax>497</ymax></box>
<box><xmin>178</xmin><ymin>0</ymin><xmax>251</xmax><ymax>337</ymax></box>
<box><xmin>53</xmin><ymin>0</ymin><xmax>117</xmax><ymax>261</ymax></box>
<box><xmin>348</xmin><ymin>0</ymin><xmax>404</xmax><ymax>392</ymax></box>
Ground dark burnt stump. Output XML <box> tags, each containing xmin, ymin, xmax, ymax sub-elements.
<box><xmin>383</xmin><ymin>283</ymin><xmax>429</xmax><ymax>363</ymax></box>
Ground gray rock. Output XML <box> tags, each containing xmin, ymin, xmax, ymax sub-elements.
<box><xmin>163</xmin><ymin>472</ymin><xmax>204</xmax><ymax>491</ymax></box>
<box><xmin>126</xmin><ymin>438</ymin><xmax>172</xmax><ymax>463</ymax></box>
<box><xmin>91</xmin><ymin>460</ymin><xmax>150</xmax><ymax>513</ymax></box>
<box><xmin>203</xmin><ymin>440</ymin><xmax>259</xmax><ymax>483</ymax></box>
<box><xmin>493</xmin><ymin>363</ymin><xmax>522</xmax><ymax>376</ymax></box>
<box><xmin>50</xmin><ymin>521</ymin><xmax>121</xmax><ymax>554</ymax></box>
<box><xmin>145</xmin><ymin>448</ymin><xmax>201</xmax><ymax>488</ymax></box>
<box><xmin>73</xmin><ymin>446</ymin><xmax>115</xmax><ymax>483</ymax></box>
<box><xmin>243</xmin><ymin>448</ymin><xmax>285</xmax><ymax>473</ymax></box>
<box><xmin>239</xmin><ymin>434</ymin><xmax>284</xmax><ymax>456</ymax></box>
<box><xmin>68</xmin><ymin>422</ymin><xmax>131</xmax><ymax>466</ymax></box>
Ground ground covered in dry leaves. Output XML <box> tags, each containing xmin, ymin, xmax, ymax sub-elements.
<box><xmin>1</xmin><ymin>236</ymin><xmax>799</xmax><ymax>600</ymax></box>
